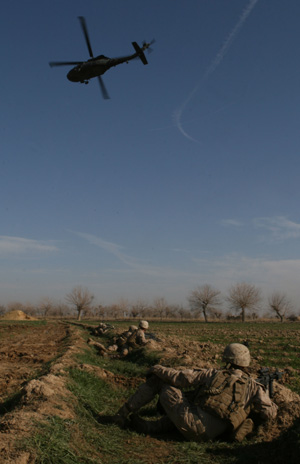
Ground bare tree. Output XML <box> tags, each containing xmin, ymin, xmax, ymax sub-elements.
<box><xmin>130</xmin><ymin>299</ymin><xmax>149</xmax><ymax>319</ymax></box>
<box><xmin>0</xmin><ymin>305</ymin><xmax>6</xmax><ymax>316</ymax></box>
<box><xmin>176</xmin><ymin>305</ymin><xmax>188</xmax><ymax>321</ymax></box>
<box><xmin>7</xmin><ymin>302</ymin><xmax>24</xmax><ymax>312</ymax></box>
<box><xmin>268</xmin><ymin>291</ymin><xmax>292</xmax><ymax>323</ymax></box>
<box><xmin>95</xmin><ymin>304</ymin><xmax>106</xmax><ymax>319</ymax></box>
<box><xmin>65</xmin><ymin>286</ymin><xmax>94</xmax><ymax>321</ymax></box>
<box><xmin>188</xmin><ymin>284</ymin><xmax>221</xmax><ymax>323</ymax></box>
<box><xmin>23</xmin><ymin>303</ymin><xmax>38</xmax><ymax>317</ymax></box>
<box><xmin>210</xmin><ymin>308</ymin><xmax>223</xmax><ymax>320</ymax></box>
<box><xmin>152</xmin><ymin>297</ymin><xmax>168</xmax><ymax>320</ymax></box>
<box><xmin>54</xmin><ymin>303</ymin><xmax>71</xmax><ymax>317</ymax></box>
<box><xmin>107</xmin><ymin>304</ymin><xmax>123</xmax><ymax>319</ymax></box>
<box><xmin>227</xmin><ymin>282</ymin><xmax>261</xmax><ymax>322</ymax></box>
<box><xmin>130</xmin><ymin>306</ymin><xmax>140</xmax><ymax>318</ymax></box>
<box><xmin>39</xmin><ymin>297</ymin><xmax>54</xmax><ymax>317</ymax></box>
<box><xmin>168</xmin><ymin>304</ymin><xmax>185</xmax><ymax>320</ymax></box>
<box><xmin>116</xmin><ymin>298</ymin><xmax>130</xmax><ymax>318</ymax></box>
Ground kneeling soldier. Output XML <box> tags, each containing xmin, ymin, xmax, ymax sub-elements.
<box><xmin>103</xmin><ymin>343</ymin><xmax>277</xmax><ymax>442</ymax></box>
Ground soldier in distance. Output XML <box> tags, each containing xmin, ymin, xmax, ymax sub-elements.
<box><xmin>91</xmin><ymin>322</ymin><xmax>113</xmax><ymax>336</ymax></box>
<box><xmin>90</xmin><ymin>321</ymin><xmax>149</xmax><ymax>358</ymax></box>
<box><xmin>107</xmin><ymin>324</ymin><xmax>139</xmax><ymax>355</ymax></box>
<box><xmin>102</xmin><ymin>343</ymin><xmax>278</xmax><ymax>442</ymax></box>
<box><xmin>113</xmin><ymin>320</ymin><xmax>149</xmax><ymax>356</ymax></box>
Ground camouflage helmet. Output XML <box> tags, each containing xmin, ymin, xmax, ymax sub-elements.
<box><xmin>222</xmin><ymin>343</ymin><xmax>251</xmax><ymax>367</ymax></box>
<box><xmin>139</xmin><ymin>320</ymin><xmax>149</xmax><ymax>330</ymax></box>
<box><xmin>129</xmin><ymin>325</ymin><xmax>138</xmax><ymax>332</ymax></box>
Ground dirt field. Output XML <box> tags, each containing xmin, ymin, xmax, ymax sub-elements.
<box><xmin>0</xmin><ymin>322</ymin><xmax>69</xmax><ymax>401</ymax></box>
<box><xmin>0</xmin><ymin>320</ymin><xmax>299</xmax><ymax>463</ymax></box>
<box><xmin>0</xmin><ymin>321</ymin><xmax>84</xmax><ymax>464</ymax></box>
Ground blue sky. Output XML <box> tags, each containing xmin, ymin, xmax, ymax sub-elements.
<box><xmin>1</xmin><ymin>0</ymin><xmax>300</xmax><ymax>310</ymax></box>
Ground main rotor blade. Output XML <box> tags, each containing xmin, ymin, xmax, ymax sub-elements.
<box><xmin>78</xmin><ymin>16</ymin><xmax>94</xmax><ymax>58</ymax></box>
<box><xmin>97</xmin><ymin>76</ymin><xmax>110</xmax><ymax>100</ymax></box>
<box><xmin>49</xmin><ymin>61</ymin><xmax>83</xmax><ymax>67</ymax></box>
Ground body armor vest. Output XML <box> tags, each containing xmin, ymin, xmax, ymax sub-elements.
<box><xmin>126</xmin><ymin>329</ymin><xmax>139</xmax><ymax>348</ymax></box>
<box><xmin>194</xmin><ymin>370</ymin><xmax>251</xmax><ymax>430</ymax></box>
<box><xmin>116</xmin><ymin>332</ymin><xmax>129</xmax><ymax>347</ymax></box>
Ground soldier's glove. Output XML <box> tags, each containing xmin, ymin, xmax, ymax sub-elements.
<box><xmin>145</xmin><ymin>365</ymin><xmax>161</xmax><ymax>379</ymax></box>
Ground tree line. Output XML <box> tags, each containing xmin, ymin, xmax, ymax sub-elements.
<box><xmin>1</xmin><ymin>282</ymin><xmax>299</xmax><ymax>323</ymax></box>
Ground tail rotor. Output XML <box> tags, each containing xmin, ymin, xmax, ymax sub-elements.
<box><xmin>142</xmin><ymin>39</ymin><xmax>156</xmax><ymax>54</ymax></box>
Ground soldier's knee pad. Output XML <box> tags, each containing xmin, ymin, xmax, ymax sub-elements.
<box><xmin>160</xmin><ymin>386</ymin><xmax>182</xmax><ymax>409</ymax></box>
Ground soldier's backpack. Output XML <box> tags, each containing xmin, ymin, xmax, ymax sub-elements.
<box><xmin>126</xmin><ymin>329</ymin><xmax>139</xmax><ymax>348</ymax></box>
<box><xmin>194</xmin><ymin>370</ymin><xmax>251</xmax><ymax>430</ymax></box>
<box><xmin>116</xmin><ymin>331</ymin><xmax>129</xmax><ymax>347</ymax></box>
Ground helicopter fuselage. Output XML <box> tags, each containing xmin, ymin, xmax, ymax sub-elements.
<box><xmin>49</xmin><ymin>17</ymin><xmax>152</xmax><ymax>99</ymax></box>
<box><xmin>67</xmin><ymin>52</ymin><xmax>138</xmax><ymax>83</ymax></box>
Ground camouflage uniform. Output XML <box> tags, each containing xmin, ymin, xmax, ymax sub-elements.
<box><xmin>130</xmin><ymin>328</ymin><xmax>147</xmax><ymax>346</ymax></box>
<box><xmin>106</xmin><ymin>325</ymin><xmax>141</xmax><ymax>356</ymax></box>
<box><xmin>122</xmin><ymin>365</ymin><xmax>278</xmax><ymax>441</ymax></box>
<box><xmin>117</xmin><ymin>326</ymin><xmax>148</xmax><ymax>355</ymax></box>
<box><xmin>92</xmin><ymin>323</ymin><xmax>111</xmax><ymax>336</ymax></box>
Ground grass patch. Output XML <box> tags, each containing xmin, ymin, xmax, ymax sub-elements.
<box><xmin>20</xmin><ymin>416</ymin><xmax>100</xmax><ymax>464</ymax></box>
<box><xmin>75</xmin><ymin>346</ymin><xmax>146</xmax><ymax>378</ymax></box>
<box><xmin>67</xmin><ymin>368</ymin><xmax>157</xmax><ymax>463</ymax></box>
<box><xmin>68</xmin><ymin>368</ymin><xmax>124</xmax><ymax>413</ymax></box>
<box><xmin>76</xmin><ymin>343</ymin><xmax>162</xmax><ymax>379</ymax></box>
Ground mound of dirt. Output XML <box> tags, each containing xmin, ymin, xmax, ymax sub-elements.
<box><xmin>0</xmin><ymin>310</ymin><xmax>37</xmax><ymax>321</ymax></box>
<box><xmin>156</xmin><ymin>336</ymin><xmax>224</xmax><ymax>368</ymax></box>
<box><xmin>256</xmin><ymin>382</ymin><xmax>300</xmax><ymax>441</ymax></box>
<box><xmin>79</xmin><ymin>363</ymin><xmax>144</xmax><ymax>389</ymax></box>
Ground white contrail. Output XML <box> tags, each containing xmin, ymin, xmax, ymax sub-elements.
<box><xmin>174</xmin><ymin>0</ymin><xmax>259</xmax><ymax>143</ymax></box>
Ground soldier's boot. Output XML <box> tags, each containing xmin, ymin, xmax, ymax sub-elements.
<box><xmin>99</xmin><ymin>349</ymin><xmax>108</xmax><ymax>357</ymax></box>
<box><xmin>233</xmin><ymin>418</ymin><xmax>254</xmax><ymax>442</ymax></box>
<box><xmin>98</xmin><ymin>403</ymin><xmax>132</xmax><ymax>428</ymax></box>
<box><xmin>87</xmin><ymin>339</ymin><xmax>107</xmax><ymax>356</ymax></box>
<box><xmin>130</xmin><ymin>414</ymin><xmax>176</xmax><ymax>435</ymax></box>
<box><xmin>95</xmin><ymin>342</ymin><xmax>107</xmax><ymax>352</ymax></box>
<box><xmin>99</xmin><ymin>376</ymin><xmax>162</xmax><ymax>427</ymax></box>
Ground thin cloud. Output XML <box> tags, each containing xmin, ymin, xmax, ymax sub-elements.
<box><xmin>254</xmin><ymin>216</ymin><xmax>300</xmax><ymax>241</ymax></box>
<box><xmin>221</xmin><ymin>219</ymin><xmax>243</xmax><ymax>227</ymax></box>
<box><xmin>170</xmin><ymin>248</ymin><xmax>192</xmax><ymax>254</ymax></box>
<box><xmin>174</xmin><ymin>0</ymin><xmax>259</xmax><ymax>143</ymax></box>
<box><xmin>70</xmin><ymin>231</ymin><xmax>139</xmax><ymax>267</ymax></box>
<box><xmin>69</xmin><ymin>230</ymin><xmax>300</xmax><ymax>306</ymax></box>
<box><xmin>0</xmin><ymin>236</ymin><xmax>58</xmax><ymax>254</ymax></box>
<box><xmin>70</xmin><ymin>230</ymin><xmax>203</xmax><ymax>279</ymax></box>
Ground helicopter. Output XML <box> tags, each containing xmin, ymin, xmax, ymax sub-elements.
<box><xmin>49</xmin><ymin>16</ymin><xmax>154</xmax><ymax>100</ymax></box>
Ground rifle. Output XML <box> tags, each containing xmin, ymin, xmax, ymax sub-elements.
<box><xmin>256</xmin><ymin>367</ymin><xmax>283</xmax><ymax>398</ymax></box>
<box><xmin>146</xmin><ymin>332</ymin><xmax>162</xmax><ymax>342</ymax></box>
